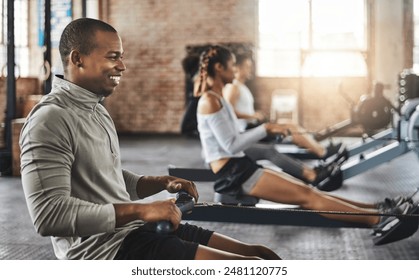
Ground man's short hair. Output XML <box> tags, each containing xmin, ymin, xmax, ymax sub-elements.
<box><xmin>59</xmin><ymin>18</ymin><xmax>117</xmax><ymax>68</ymax></box>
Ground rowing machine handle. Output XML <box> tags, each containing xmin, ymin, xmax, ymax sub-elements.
<box><xmin>156</xmin><ymin>191</ymin><xmax>195</xmax><ymax>234</ymax></box>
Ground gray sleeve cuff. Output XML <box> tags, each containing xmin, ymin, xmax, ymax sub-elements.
<box><xmin>76</xmin><ymin>203</ymin><xmax>116</xmax><ymax>235</ymax></box>
<box><xmin>122</xmin><ymin>169</ymin><xmax>143</xmax><ymax>200</ymax></box>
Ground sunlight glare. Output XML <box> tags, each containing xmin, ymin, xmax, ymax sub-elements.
<box><xmin>258</xmin><ymin>0</ymin><xmax>367</xmax><ymax>77</ymax></box>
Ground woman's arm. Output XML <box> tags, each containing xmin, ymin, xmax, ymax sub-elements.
<box><xmin>198</xmin><ymin>93</ymin><xmax>268</xmax><ymax>154</ymax></box>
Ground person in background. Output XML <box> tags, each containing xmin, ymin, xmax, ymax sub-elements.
<box><xmin>19</xmin><ymin>18</ymin><xmax>280</xmax><ymax>260</ymax></box>
<box><xmin>181</xmin><ymin>52</ymin><xmax>342</xmax><ymax>187</ymax></box>
<box><xmin>223</xmin><ymin>52</ymin><xmax>343</xmax><ymax>159</ymax></box>
<box><xmin>195</xmin><ymin>45</ymin><xmax>417</xmax><ymax>245</ymax></box>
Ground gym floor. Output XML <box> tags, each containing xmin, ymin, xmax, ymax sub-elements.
<box><xmin>1</xmin><ymin>134</ymin><xmax>419</xmax><ymax>260</ymax></box>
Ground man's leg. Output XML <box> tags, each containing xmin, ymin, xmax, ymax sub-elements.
<box><xmin>195</xmin><ymin>232</ymin><xmax>281</xmax><ymax>260</ymax></box>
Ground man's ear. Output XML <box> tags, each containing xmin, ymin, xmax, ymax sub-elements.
<box><xmin>70</xmin><ymin>50</ymin><xmax>83</xmax><ymax>68</ymax></box>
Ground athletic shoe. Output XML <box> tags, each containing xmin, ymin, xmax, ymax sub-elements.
<box><xmin>314</xmin><ymin>163</ymin><xmax>343</xmax><ymax>192</ymax></box>
<box><xmin>311</xmin><ymin>162</ymin><xmax>338</xmax><ymax>186</ymax></box>
<box><xmin>376</xmin><ymin>195</ymin><xmax>413</xmax><ymax>212</ymax></box>
<box><xmin>372</xmin><ymin>201</ymin><xmax>419</xmax><ymax>245</ymax></box>
<box><xmin>321</xmin><ymin>142</ymin><xmax>344</xmax><ymax>160</ymax></box>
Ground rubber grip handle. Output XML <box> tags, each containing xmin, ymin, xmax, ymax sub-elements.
<box><xmin>156</xmin><ymin>191</ymin><xmax>195</xmax><ymax>234</ymax></box>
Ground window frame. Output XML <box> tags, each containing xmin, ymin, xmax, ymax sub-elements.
<box><xmin>0</xmin><ymin>0</ymin><xmax>29</xmax><ymax>77</ymax></box>
<box><xmin>257</xmin><ymin>0</ymin><xmax>369</xmax><ymax>78</ymax></box>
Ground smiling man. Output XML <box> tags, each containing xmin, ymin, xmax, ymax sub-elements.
<box><xmin>19</xmin><ymin>18</ymin><xmax>279</xmax><ymax>260</ymax></box>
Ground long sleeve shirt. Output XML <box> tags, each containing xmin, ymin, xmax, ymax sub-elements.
<box><xmin>19</xmin><ymin>76</ymin><xmax>143</xmax><ymax>259</ymax></box>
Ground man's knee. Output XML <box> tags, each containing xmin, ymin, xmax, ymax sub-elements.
<box><xmin>250</xmin><ymin>244</ymin><xmax>279</xmax><ymax>259</ymax></box>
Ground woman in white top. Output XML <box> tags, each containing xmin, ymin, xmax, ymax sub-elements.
<box><xmin>180</xmin><ymin>52</ymin><xmax>338</xmax><ymax>187</ymax></box>
<box><xmin>223</xmin><ymin>52</ymin><xmax>341</xmax><ymax>158</ymax></box>
<box><xmin>223</xmin><ymin>53</ymin><xmax>343</xmax><ymax>187</ymax></box>
<box><xmin>223</xmin><ymin>54</ymin><xmax>264</xmax><ymax>130</ymax></box>
<box><xmin>196</xmin><ymin>45</ymin><xmax>416</xmax><ymax>244</ymax></box>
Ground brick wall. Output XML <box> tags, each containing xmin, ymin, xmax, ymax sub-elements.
<box><xmin>105</xmin><ymin>0</ymin><xmax>257</xmax><ymax>133</ymax></box>
<box><xmin>103</xmin><ymin>0</ymin><xmax>373</xmax><ymax>134</ymax></box>
<box><xmin>0</xmin><ymin>77</ymin><xmax>41</xmax><ymax>124</ymax></box>
<box><xmin>16</xmin><ymin>0</ymin><xmax>391</xmax><ymax>135</ymax></box>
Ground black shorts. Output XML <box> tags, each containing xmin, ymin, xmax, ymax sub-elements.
<box><xmin>214</xmin><ymin>156</ymin><xmax>262</xmax><ymax>195</ymax></box>
<box><xmin>114</xmin><ymin>223</ymin><xmax>214</xmax><ymax>260</ymax></box>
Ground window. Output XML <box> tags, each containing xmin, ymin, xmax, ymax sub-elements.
<box><xmin>257</xmin><ymin>0</ymin><xmax>368</xmax><ymax>77</ymax></box>
<box><xmin>413</xmin><ymin>0</ymin><xmax>419</xmax><ymax>72</ymax></box>
<box><xmin>86</xmin><ymin>0</ymin><xmax>99</xmax><ymax>19</ymax></box>
<box><xmin>0</xmin><ymin>0</ymin><xmax>29</xmax><ymax>77</ymax></box>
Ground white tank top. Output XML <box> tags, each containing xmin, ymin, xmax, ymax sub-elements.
<box><xmin>232</xmin><ymin>79</ymin><xmax>255</xmax><ymax>116</ymax></box>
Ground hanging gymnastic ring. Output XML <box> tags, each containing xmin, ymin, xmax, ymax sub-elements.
<box><xmin>1</xmin><ymin>63</ymin><xmax>21</xmax><ymax>79</ymax></box>
<box><xmin>39</xmin><ymin>60</ymin><xmax>51</xmax><ymax>81</ymax></box>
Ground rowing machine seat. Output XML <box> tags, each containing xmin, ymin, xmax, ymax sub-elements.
<box><xmin>214</xmin><ymin>192</ymin><xmax>259</xmax><ymax>206</ymax></box>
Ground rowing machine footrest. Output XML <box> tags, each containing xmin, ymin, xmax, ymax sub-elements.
<box><xmin>316</xmin><ymin>167</ymin><xmax>343</xmax><ymax>192</ymax></box>
<box><xmin>372</xmin><ymin>204</ymin><xmax>419</xmax><ymax>245</ymax></box>
<box><xmin>214</xmin><ymin>192</ymin><xmax>259</xmax><ymax>206</ymax></box>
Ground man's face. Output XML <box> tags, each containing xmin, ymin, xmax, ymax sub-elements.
<box><xmin>77</xmin><ymin>30</ymin><xmax>126</xmax><ymax>97</ymax></box>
